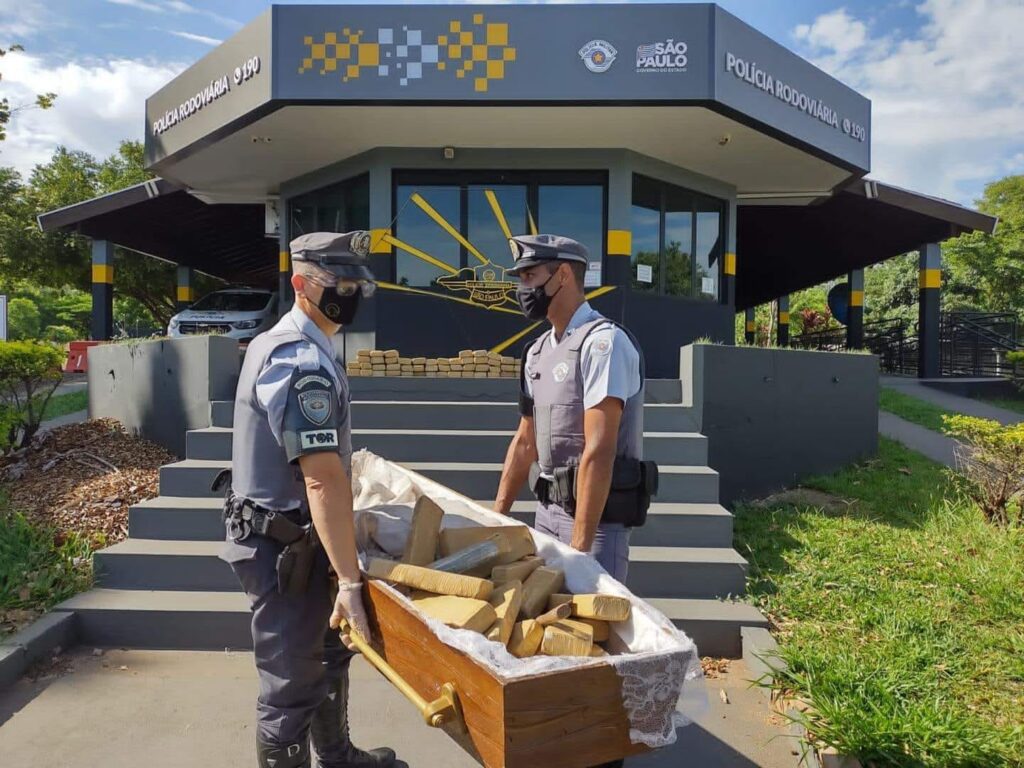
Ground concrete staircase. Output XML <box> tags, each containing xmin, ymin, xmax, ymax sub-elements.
<box><xmin>60</xmin><ymin>381</ymin><xmax>766</xmax><ymax>657</ymax></box>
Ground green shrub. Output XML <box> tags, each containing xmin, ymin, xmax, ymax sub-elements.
<box><xmin>0</xmin><ymin>341</ymin><xmax>64</xmax><ymax>452</ymax></box>
<box><xmin>942</xmin><ymin>414</ymin><xmax>1024</xmax><ymax>526</ymax></box>
<box><xmin>7</xmin><ymin>297</ymin><xmax>41</xmax><ymax>340</ymax></box>
<box><xmin>43</xmin><ymin>325</ymin><xmax>78</xmax><ymax>343</ymax></box>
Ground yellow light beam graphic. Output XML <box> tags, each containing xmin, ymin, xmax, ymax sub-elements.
<box><xmin>411</xmin><ymin>193</ymin><xmax>488</xmax><ymax>264</ymax></box>
<box><xmin>382</xmin><ymin>234</ymin><xmax>459</xmax><ymax>276</ymax></box>
<box><xmin>527</xmin><ymin>209</ymin><xmax>538</xmax><ymax>236</ymax></box>
<box><xmin>484</xmin><ymin>189</ymin><xmax>512</xmax><ymax>240</ymax></box>
<box><xmin>489</xmin><ymin>286</ymin><xmax>619</xmax><ymax>354</ymax></box>
<box><xmin>376</xmin><ymin>280</ymin><xmax>524</xmax><ymax>315</ymax></box>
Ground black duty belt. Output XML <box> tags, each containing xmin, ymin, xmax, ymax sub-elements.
<box><xmin>224</xmin><ymin>496</ymin><xmax>307</xmax><ymax>544</ymax></box>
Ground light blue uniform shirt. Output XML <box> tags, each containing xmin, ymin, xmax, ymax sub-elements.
<box><xmin>523</xmin><ymin>301</ymin><xmax>642</xmax><ymax>410</ymax></box>
<box><xmin>254</xmin><ymin>306</ymin><xmax>349</xmax><ymax>507</ymax></box>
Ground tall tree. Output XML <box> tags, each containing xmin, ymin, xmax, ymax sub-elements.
<box><xmin>0</xmin><ymin>45</ymin><xmax>56</xmax><ymax>143</ymax></box>
<box><xmin>2</xmin><ymin>141</ymin><xmax>221</xmax><ymax>330</ymax></box>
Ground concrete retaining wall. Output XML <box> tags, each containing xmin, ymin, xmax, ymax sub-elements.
<box><xmin>682</xmin><ymin>344</ymin><xmax>879</xmax><ymax>504</ymax></box>
<box><xmin>88</xmin><ymin>336</ymin><xmax>240</xmax><ymax>457</ymax></box>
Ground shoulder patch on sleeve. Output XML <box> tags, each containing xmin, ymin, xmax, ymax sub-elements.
<box><xmin>295</xmin><ymin>343</ymin><xmax>322</xmax><ymax>372</ymax></box>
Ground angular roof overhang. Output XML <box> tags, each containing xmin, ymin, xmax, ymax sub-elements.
<box><xmin>735</xmin><ymin>179</ymin><xmax>998</xmax><ymax>309</ymax></box>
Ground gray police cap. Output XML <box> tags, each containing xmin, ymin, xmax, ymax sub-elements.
<box><xmin>289</xmin><ymin>231</ymin><xmax>375</xmax><ymax>282</ymax></box>
<box><xmin>508</xmin><ymin>234</ymin><xmax>590</xmax><ymax>275</ymax></box>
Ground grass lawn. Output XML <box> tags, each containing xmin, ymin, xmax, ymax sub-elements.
<box><xmin>734</xmin><ymin>438</ymin><xmax>1024</xmax><ymax>767</ymax></box>
<box><xmin>878</xmin><ymin>387</ymin><xmax>958</xmax><ymax>432</ymax></box>
<box><xmin>41</xmin><ymin>389</ymin><xmax>88</xmax><ymax>421</ymax></box>
<box><xmin>974</xmin><ymin>396</ymin><xmax>1024</xmax><ymax>417</ymax></box>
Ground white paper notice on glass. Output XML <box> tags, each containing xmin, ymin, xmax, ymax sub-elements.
<box><xmin>702</xmin><ymin>277</ymin><xmax>715</xmax><ymax>295</ymax></box>
<box><xmin>584</xmin><ymin>261</ymin><xmax>602</xmax><ymax>288</ymax></box>
<box><xmin>636</xmin><ymin>264</ymin><xmax>653</xmax><ymax>284</ymax></box>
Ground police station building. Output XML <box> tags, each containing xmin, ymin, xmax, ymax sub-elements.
<box><xmin>39</xmin><ymin>3</ymin><xmax>996</xmax><ymax>378</ymax></box>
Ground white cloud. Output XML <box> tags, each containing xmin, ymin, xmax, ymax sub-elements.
<box><xmin>166</xmin><ymin>30</ymin><xmax>221</xmax><ymax>46</ymax></box>
<box><xmin>0</xmin><ymin>49</ymin><xmax>186</xmax><ymax>176</ymax></box>
<box><xmin>792</xmin><ymin>0</ymin><xmax>1024</xmax><ymax>205</ymax></box>
<box><xmin>106</xmin><ymin>0</ymin><xmax>165</xmax><ymax>12</ymax></box>
<box><xmin>163</xmin><ymin>1</ymin><xmax>243</xmax><ymax>30</ymax></box>
<box><xmin>0</xmin><ymin>0</ymin><xmax>59</xmax><ymax>40</ymax></box>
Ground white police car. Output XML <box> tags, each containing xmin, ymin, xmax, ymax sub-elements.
<box><xmin>168</xmin><ymin>288</ymin><xmax>278</xmax><ymax>344</ymax></box>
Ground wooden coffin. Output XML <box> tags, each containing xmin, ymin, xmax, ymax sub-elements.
<box><xmin>362</xmin><ymin>580</ymin><xmax>652</xmax><ymax>768</ymax></box>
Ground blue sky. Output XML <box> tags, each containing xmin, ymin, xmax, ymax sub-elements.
<box><xmin>2</xmin><ymin>0</ymin><xmax>1023</xmax><ymax>206</ymax></box>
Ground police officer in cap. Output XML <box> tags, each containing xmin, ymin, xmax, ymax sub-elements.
<box><xmin>220</xmin><ymin>231</ymin><xmax>399</xmax><ymax>768</ymax></box>
<box><xmin>494</xmin><ymin>234</ymin><xmax>650</xmax><ymax>585</ymax></box>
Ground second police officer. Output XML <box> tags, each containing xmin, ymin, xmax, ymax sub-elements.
<box><xmin>493</xmin><ymin>234</ymin><xmax>657</xmax><ymax>583</ymax></box>
<box><xmin>219</xmin><ymin>231</ymin><xmax>400</xmax><ymax>768</ymax></box>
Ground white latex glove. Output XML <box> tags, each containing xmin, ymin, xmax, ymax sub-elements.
<box><xmin>329</xmin><ymin>580</ymin><xmax>371</xmax><ymax>651</ymax></box>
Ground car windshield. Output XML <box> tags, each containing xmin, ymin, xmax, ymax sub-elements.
<box><xmin>190</xmin><ymin>292</ymin><xmax>272</xmax><ymax>312</ymax></box>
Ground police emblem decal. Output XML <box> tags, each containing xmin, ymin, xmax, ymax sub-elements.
<box><xmin>579</xmin><ymin>40</ymin><xmax>617</xmax><ymax>73</ymax></box>
<box><xmin>552</xmin><ymin>361</ymin><xmax>570</xmax><ymax>383</ymax></box>
<box><xmin>298</xmin><ymin>389</ymin><xmax>332</xmax><ymax>425</ymax></box>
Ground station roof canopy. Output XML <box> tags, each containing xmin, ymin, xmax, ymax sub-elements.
<box><xmin>36</xmin><ymin>178</ymin><xmax>278</xmax><ymax>287</ymax></box>
<box><xmin>38</xmin><ymin>176</ymin><xmax>997</xmax><ymax>302</ymax></box>
<box><xmin>735</xmin><ymin>179</ymin><xmax>997</xmax><ymax>309</ymax></box>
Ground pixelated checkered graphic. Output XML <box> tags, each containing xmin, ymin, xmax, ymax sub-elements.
<box><xmin>298</xmin><ymin>14</ymin><xmax>516</xmax><ymax>91</ymax></box>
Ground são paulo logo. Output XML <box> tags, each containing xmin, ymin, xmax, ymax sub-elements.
<box><xmin>636</xmin><ymin>38</ymin><xmax>688</xmax><ymax>73</ymax></box>
<box><xmin>579</xmin><ymin>40</ymin><xmax>617</xmax><ymax>73</ymax></box>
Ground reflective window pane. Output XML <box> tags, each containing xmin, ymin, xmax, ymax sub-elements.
<box><xmin>664</xmin><ymin>184</ymin><xmax>693</xmax><ymax>297</ymax></box>
<box><xmin>289</xmin><ymin>174</ymin><xmax>369</xmax><ymax>237</ymax></box>
<box><xmin>468</xmin><ymin>186</ymin><xmax>527</xmax><ymax>270</ymax></box>
<box><xmin>537</xmin><ymin>185</ymin><xmax>603</xmax><ymax>273</ymax></box>
<box><xmin>394</xmin><ymin>185</ymin><xmax>462</xmax><ymax>288</ymax></box>
<box><xmin>695</xmin><ymin>205</ymin><xmax>723</xmax><ymax>300</ymax></box>
<box><xmin>631</xmin><ymin>174</ymin><xmax>660</xmax><ymax>292</ymax></box>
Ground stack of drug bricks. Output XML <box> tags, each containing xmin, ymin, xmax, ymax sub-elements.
<box><xmin>365</xmin><ymin>496</ymin><xmax>630</xmax><ymax>659</ymax></box>
<box><xmin>347</xmin><ymin>349</ymin><xmax>521</xmax><ymax>379</ymax></box>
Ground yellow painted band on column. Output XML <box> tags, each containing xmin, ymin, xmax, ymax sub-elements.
<box><xmin>778</xmin><ymin>311</ymin><xmax>790</xmax><ymax>324</ymax></box>
<box><xmin>745</xmin><ymin>321</ymin><xmax>755</xmax><ymax>333</ymax></box>
<box><xmin>607</xmin><ymin>230</ymin><xmax>631</xmax><ymax>255</ymax></box>
<box><xmin>92</xmin><ymin>265</ymin><xmax>113</xmax><ymax>284</ymax></box>
<box><xmin>176</xmin><ymin>287</ymin><xmax>194</xmax><ymax>303</ymax></box>
<box><xmin>279</xmin><ymin>251</ymin><xmax>290</xmax><ymax>272</ymax></box>
<box><xmin>370</xmin><ymin>229</ymin><xmax>392</xmax><ymax>254</ymax></box>
<box><xmin>850</xmin><ymin>290</ymin><xmax>864</xmax><ymax>307</ymax></box>
<box><xmin>919</xmin><ymin>269</ymin><xmax>941</xmax><ymax>289</ymax></box>
<box><xmin>724</xmin><ymin>253</ymin><xmax>737</xmax><ymax>276</ymax></box>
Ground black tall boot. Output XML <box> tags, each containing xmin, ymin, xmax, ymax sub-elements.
<box><xmin>311</xmin><ymin>661</ymin><xmax>397</xmax><ymax>768</ymax></box>
<box><xmin>258</xmin><ymin>738</ymin><xmax>311</xmax><ymax>768</ymax></box>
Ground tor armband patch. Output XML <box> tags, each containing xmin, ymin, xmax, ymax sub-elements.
<box><xmin>300</xmin><ymin>429</ymin><xmax>339</xmax><ymax>450</ymax></box>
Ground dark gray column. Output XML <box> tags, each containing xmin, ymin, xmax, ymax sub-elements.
<box><xmin>744</xmin><ymin>307</ymin><xmax>755</xmax><ymax>345</ymax></box>
<box><xmin>918</xmin><ymin>243</ymin><xmax>941</xmax><ymax>378</ymax></box>
<box><xmin>777</xmin><ymin>295</ymin><xmax>790</xmax><ymax>348</ymax></box>
<box><xmin>91</xmin><ymin>240</ymin><xmax>114</xmax><ymax>340</ymax></box>
<box><xmin>176</xmin><ymin>265</ymin><xmax>195</xmax><ymax>313</ymax></box>
<box><xmin>847</xmin><ymin>268</ymin><xmax>864</xmax><ymax>349</ymax></box>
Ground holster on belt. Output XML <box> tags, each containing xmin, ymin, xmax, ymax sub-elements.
<box><xmin>529</xmin><ymin>457</ymin><xmax>659</xmax><ymax>528</ymax></box>
<box><xmin>276</xmin><ymin>524</ymin><xmax>320</xmax><ymax>597</ymax></box>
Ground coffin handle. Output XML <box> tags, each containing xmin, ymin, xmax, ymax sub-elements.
<box><xmin>339</xmin><ymin>620</ymin><xmax>466</xmax><ymax>731</ymax></box>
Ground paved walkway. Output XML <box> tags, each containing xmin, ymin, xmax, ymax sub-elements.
<box><xmin>880</xmin><ymin>376</ymin><xmax>1023</xmax><ymax>425</ymax></box>
<box><xmin>879</xmin><ymin>377</ymin><xmax>1023</xmax><ymax>468</ymax></box>
<box><xmin>0</xmin><ymin>648</ymin><xmax>798</xmax><ymax>768</ymax></box>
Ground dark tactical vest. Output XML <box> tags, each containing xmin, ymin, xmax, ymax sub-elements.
<box><xmin>526</xmin><ymin>315</ymin><xmax>644</xmax><ymax>476</ymax></box>
<box><xmin>231</xmin><ymin>314</ymin><xmax>352</xmax><ymax>509</ymax></box>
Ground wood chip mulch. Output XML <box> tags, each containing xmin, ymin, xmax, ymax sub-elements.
<box><xmin>0</xmin><ymin>418</ymin><xmax>176</xmax><ymax>549</ymax></box>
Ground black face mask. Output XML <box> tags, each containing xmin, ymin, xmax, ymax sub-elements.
<box><xmin>516</xmin><ymin>271</ymin><xmax>562</xmax><ymax>321</ymax></box>
<box><xmin>317</xmin><ymin>289</ymin><xmax>360</xmax><ymax>329</ymax></box>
